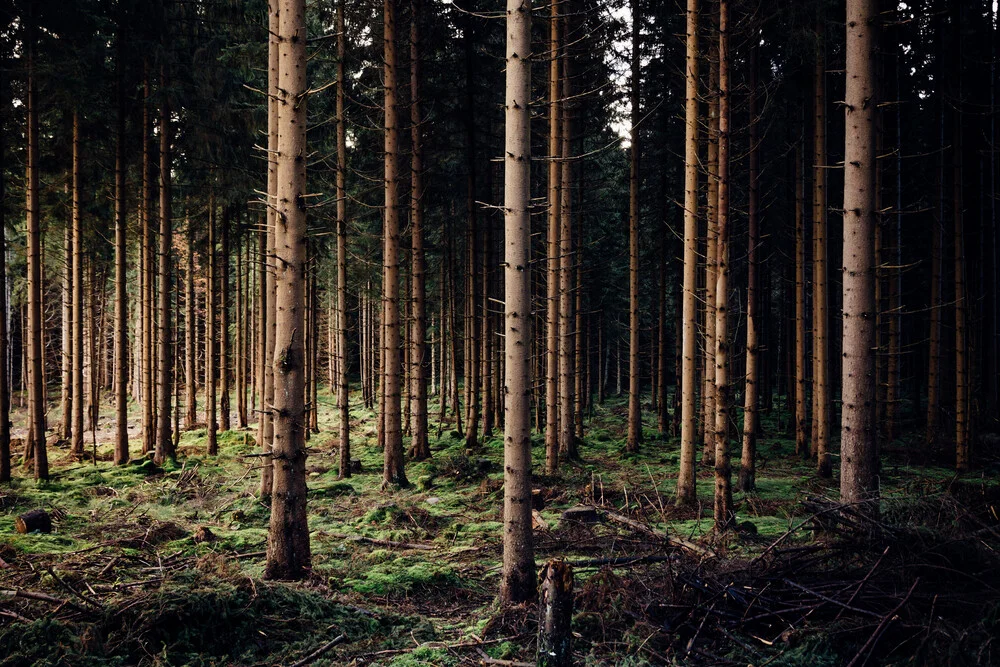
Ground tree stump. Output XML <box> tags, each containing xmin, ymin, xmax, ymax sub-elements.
<box><xmin>560</xmin><ymin>505</ymin><xmax>598</xmax><ymax>525</ymax></box>
<box><xmin>15</xmin><ymin>509</ymin><xmax>52</xmax><ymax>534</ymax></box>
<box><xmin>537</xmin><ymin>559</ymin><xmax>573</xmax><ymax>667</ymax></box>
<box><xmin>349</xmin><ymin>458</ymin><xmax>362</xmax><ymax>473</ymax></box>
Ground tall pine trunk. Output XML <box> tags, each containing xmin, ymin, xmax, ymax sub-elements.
<box><xmin>71</xmin><ymin>112</ymin><xmax>85</xmax><ymax>457</ymax></box>
<box><xmin>26</xmin><ymin>10</ymin><xmax>48</xmax><ymax>479</ymax></box>
<box><xmin>677</xmin><ymin>0</ymin><xmax>699</xmax><ymax>505</ymax></box>
<box><xmin>154</xmin><ymin>59</ymin><xmax>174</xmax><ymax>464</ymax></box>
<box><xmin>794</xmin><ymin>143</ymin><xmax>809</xmax><ymax>457</ymax></box>
<box><xmin>712</xmin><ymin>0</ymin><xmax>733</xmax><ymax>530</ymax></box>
<box><xmin>114</xmin><ymin>35</ymin><xmax>129</xmax><ymax>464</ymax></box>
<box><xmin>382</xmin><ymin>0</ymin><xmax>407</xmax><ymax>487</ymax></box>
<box><xmin>409</xmin><ymin>0</ymin><xmax>429</xmax><ymax>460</ymax></box>
<box><xmin>840</xmin><ymin>0</ymin><xmax>878</xmax><ymax>508</ymax></box>
<box><xmin>500</xmin><ymin>0</ymin><xmax>535</xmax><ymax>605</ymax></box>
<box><xmin>206</xmin><ymin>197</ymin><xmax>218</xmax><ymax>455</ymax></box>
<box><xmin>335</xmin><ymin>0</ymin><xmax>351</xmax><ymax>478</ymax></box>
<box><xmin>626</xmin><ymin>3</ymin><xmax>642</xmax><ymax>453</ymax></box>
<box><xmin>812</xmin><ymin>28</ymin><xmax>831</xmax><ymax>477</ymax></box>
<box><xmin>260</xmin><ymin>0</ymin><xmax>279</xmax><ymax>499</ymax></box>
<box><xmin>544</xmin><ymin>1</ymin><xmax>561</xmax><ymax>473</ymax></box>
<box><xmin>266</xmin><ymin>0</ymin><xmax>311</xmax><ymax>580</ymax></box>
<box><xmin>739</xmin><ymin>42</ymin><xmax>760</xmax><ymax>492</ymax></box>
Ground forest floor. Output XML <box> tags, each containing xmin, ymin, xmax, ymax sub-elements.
<box><xmin>1</xmin><ymin>388</ymin><xmax>999</xmax><ymax>666</ymax></box>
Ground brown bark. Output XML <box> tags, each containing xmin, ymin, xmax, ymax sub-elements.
<box><xmin>739</xmin><ymin>43</ymin><xmax>760</xmax><ymax>493</ymax></box>
<box><xmin>265</xmin><ymin>0</ymin><xmax>311</xmax><ymax>580</ymax></box>
<box><xmin>677</xmin><ymin>0</ymin><xmax>699</xmax><ymax>506</ymax></box>
<box><xmin>462</xmin><ymin>12</ymin><xmax>480</xmax><ymax>452</ymax></box>
<box><xmin>409</xmin><ymin>0</ymin><xmax>429</xmax><ymax>460</ymax></box>
<box><xmin>812</xmin><ymin>30</ymin><xmax>831</xmax><ymax>478</ymax></box>
<box><xmin>185</xmin><ymin>213</ymin><xmax>197</xmax><ymax>429</ymax></box>
<box><xmin>500</xmin><ymin>0</ymin><xmax>535</xmax><ymax>604</ymax></box>
<box><xmin>840</xmin><ymin>0</ymin><xmax>878</xmax><ymax>508</ymax></box>
<box><xmin>626</xmin><ymin>3</ymin><xmax>642</xmax><ymax>453</ymax></box>
<box><xmin>141</xmin><ymin>67</ymin><xmax>156</xmax><ymax>456</ymax></box>
<box><xmin>536</xmin><ymin>561</ymin><xmax>572</xmax><ymax>665</ymax></box>
<box><xmin>557</xmin><ymin>28</ymin><xmax>575</xmax><ymax>460</ymax></box>
<box><xmin>260</xmin><ymin>0</ymin><xmax>279</xmax><ymax>499</ymax></box>
<box><xmin>220</xmin><ymin>209</ymin><xmax>231</xmax><ymax>432</ymax></box>
<box><xmin>113</xmin><ymin>34</ymin><xmax>128</xmax><ymax>465</ymax></box>
<box><xmin>954</xmin><ymin>99</ymin><xmax>968</xmax><ymax>471</ymax></box>
<box><xmin>60</xmin><ymin>223</ymin><xmax>71</xmax><ymax>441</ymax></box>
<box><xmin>382</xmin><ymin>0</ymin><xmax>407</xmax><ymax>487</ymax></box>
<box><xmin>0</xmin><ymin>55</ymin><xmax>11</xmax><ymax>481</ymax></box>
<box><xmin>702</xmin><ymin>24</ymin><xmax>719</xmax><ymax>466</ymax></box>
<box><xmin>71</xmin><ymin>112</ymin><xmax>85</xmax><ymax>457</ymax></box>
<box><xmin>336</xmin><ymin>0</ymin><xmax>351</xmax><ymax>478</ymax></box>
<box><xmin>794</xmin><ymin>143</ymin><xmax>809</xmax><ymax>458</ymax></box>
<box><xmin>26</xmin><ymin>11</ymin><xmax>47</xmax><ymax>479</ymax></box>
<box><xmin>544</xmin><ymin>0</ymin><xmax>561</xmax><ymax>473</ymax></box>
<box><xmin>154</xmin><ymin>58</ymin><xmax>174</xmax><ymax>465</ymax></box>
<box><xmin>713</xmin><ymin>0</ymin><xmax>733</xmax><ymax>531</ymax></box>
<box><xmin>206</xmin><ymin>198</ymin><xmax>218</xmax><ymax>455</ymax></box>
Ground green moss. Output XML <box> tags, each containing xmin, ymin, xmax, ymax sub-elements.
<box><xmin>344</xmin><ymin>556</ymin><xmax>458</xmax><ymax>596</ymax></box>
<box><xmin>388</xmin><ymin>646</ymin><xmax>457</xmax><ymax>667</ymax></box>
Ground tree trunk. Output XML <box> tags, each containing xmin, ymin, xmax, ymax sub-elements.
<box><xmin>142</xmin><ymin>67</ymin><xmax>156</xmax><ymax>456</ymax></box>
<box><xmin>61</xmin><ymin>223</ymin><xmax>72</xmax><ymax>441</ymax></box>
<box><xmin>558</xmin><ymin>26</ymin><xmax>575</xmax><ymax>461</ymax></box>
<box><xmin>739</xmin><ymin>43</ymin><xmax>760</xmax><ymax>493</ymax></box>
<box><xmin>677</xmin><ymin>0</ymin><xmax>699</xmax><ymax>506</ymax></box>
<box><xmin>265</xmin><ymin>0</ymin><xmax>311</xmax><ymax>580</ymax></box>
<box><xmin>26</xmin><ymin>11</ymin><xmax>48</xmax><ymax>479</ymax></box>
<box><xmin>626</xmin><ymin>3</ymin><xmax>642</xmax><ymax>453</ymax></box>
<box><xmin>713</xmin><ymin>0</ymin><xmax>733</xmax><ymax>531</ymax></box>
<box><xmin>409</xmin><ymin>0</ymin><xmax>429</xmax><ymax>460</ymax></box>
<box><xmin>206</xmin><ymin>197</ymin><xmax>218</xmax><ymax>455</ymax></box>
<box><xmin>382</xmin><ymin>0</ymin><xmax>407</xmax><ymax>487</ymax></box>
<box><xmin>812</xmin><ymin>28</ymin><xmax>831</xmax><ymax>478</ymax></box>
<box><xmin>154</xmin><ymin>58</ymin><xmax>175</xmax><ymax>465</ymax></box>
<box><xmin>71</xmin><ymin>112</ymin><xmax>85</xmax><ymax>457</ymax></box>
<box><xmin>463</xmin><ymin>11</ymin><xmax>480</xmax><ymax>452</ymax></box>
<box><xmin>259</xmin><ymin>0</ymin><xmax>279</xmax><ymax>500</ymax></box>
<box><xmin>0</xmin><ymin>55</ymin><xmax>11</xmax><ymax>481</ymax></box>
<box><xmin>114</xmin><ymin>35</ymin><xmax>128</xmax><ymax>465</ymax></box>
<box><xmin>702</xmin><ymin>24</ymin><xmax>719</xmax><ymax>467</ymax></box>
<box><xmin>954</xmin><ymin>89</ymin><xmax>968</xmax><ymax>471</ymax></box>
<box><xmin>500</xmin><ymin>0</ymin><xmax>535</xmax><ymax>605</ymax></box>
<box><xmin>794</xmin><ymin>143</ymin><xmax>809</xmax><ymax>458</ymax></box>
<box><xmin>544</xmin><ymin>0</ymin><xmax>561</xmax><ymax>473</ymax></box>
<box><xmin>336</xmin><ymin>0</ymin><xmax>351</xmax><ymax>478</ymax></box>
<box><xmin>840</xmin><ymin>0</ymin><xmax>878</xmax><ymax>508</ymax></box>
<box><xmin>220</xmin><ymin>209</ymin><xmax>231</xmax><ymax>432</ymax></box>
<box><xmin>185</xmin><ymin>213</ymin><xmax>197</xmax><ymax>429</ymax></box>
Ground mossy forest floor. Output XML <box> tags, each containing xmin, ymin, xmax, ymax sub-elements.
<box><xmin>1</xmin><ymin>388</ymin><xmax>999</xmax><ymax>666</ymax></box>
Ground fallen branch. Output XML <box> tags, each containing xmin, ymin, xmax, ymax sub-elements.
<box><xmin>599</xmin><ymin>509</ymin><xmax>717</xmax><ymax>559</ymax></box>
<box><xmin>845</xmin><ymin>578</ymin><xmax>919</xmax><ymax>667</ymax></box>
<box><xmin>288</xmin><ymin>634</ymin><xmax>346</xmax><ymax>667</ymax></box>
<box><xmin>337</xmin><ymin>534</ymin><xmax>436</xmax><ymax>551</ymax></box>
<box><xmin>0</xmin><ymin>588</ymin><xmax>86</xmax><ymax>614</ymax></box>
<box><xmin>567</xmin><ymin>554</ymin><xmax>677</xmax><ymax>569</ymax></box>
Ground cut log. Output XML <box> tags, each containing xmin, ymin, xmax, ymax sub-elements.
<box><xmin>537</xmin><ymin>560</ymin><xmax>573</xmax><ymax>667</ymax></box>
<box><xmin>15</xmin><ymin>509</ymin><xmax>52</xmax><ymax>534</ymax></box>
<box><xmin>560</xmin><ymin>505</ymin><xmax>598</xmax><ymax>525</ymax></box>
<box><xmin>599</xmin><ymin>509</ymin><xmax>717</xmax><ymax>558</ymax></box>
<box><xmin>532</xmin><ymin>509</ymin><xmax>550</xmax><ymax>532</ymax></box>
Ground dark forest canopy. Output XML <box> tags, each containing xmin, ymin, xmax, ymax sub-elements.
<box><xmin>0</xmin><ymin>0</ymin><xmax>998</xmax><ymax>664</ymax></box>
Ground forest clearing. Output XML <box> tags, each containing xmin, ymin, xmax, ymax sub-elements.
<box><xmin>1</xmin><ymin>0</ymin><xmax>999</xmax><ymax>664</ymax></box>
